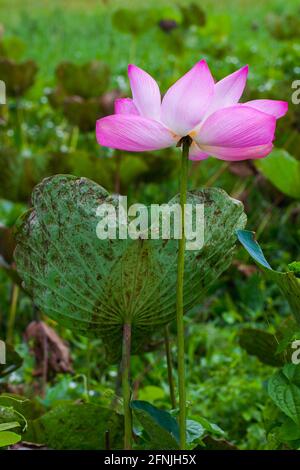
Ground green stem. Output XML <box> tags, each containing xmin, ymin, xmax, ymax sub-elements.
<box><xmin>69</xmin><ymin>126</ymin><xmax>79</xmax><ymax>152</ymax></box>
<box><xmin>176</xmin><ymin>135</ymin><xmax>191</xmax><ymax>449</ymax></box>
<box><xmin>164</xmin><ymin>325</ymin><xmax>176</xmax><ymax>409</ymax></box>
<box><xmin>14</xmin><ymin>99</ymin><xmax>23</xmax><ymax>151</ymax></box>
<box><xmin>7</xmin><ymin>284</ymin><xmax>20</xmax><ymax>345</ymax></box>
<box><xmin>74</xmin><ymin>374</ymin><xmax>89</xmax><ymax>403</ymax></box>
<box><xmin>122</xmin><ymin>322</ymin><xmax>132</xmax><ymax>450</ymax></box>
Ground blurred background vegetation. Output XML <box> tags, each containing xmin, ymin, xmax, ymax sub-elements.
<box><xmin>0</xmin><ymin>0</ymin><xmax>299</xmax><ymax>450</ymax></box>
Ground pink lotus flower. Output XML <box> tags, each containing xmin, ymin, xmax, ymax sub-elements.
<box><xmin>96</xmin><ymin>60</ymin><xmax>288</xmax><ymax>161</ymax></box>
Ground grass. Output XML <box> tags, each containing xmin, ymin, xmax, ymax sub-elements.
<box><xmin>0</xmin><ymin>0</ymin><xmax>298</xmax><ymax>86</ymax></box>
<box><xmin>0</xmin><ymin>0</ymin><xmax>299</xmax><ymax>450</ymax></box>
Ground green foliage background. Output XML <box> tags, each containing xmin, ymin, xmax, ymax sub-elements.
<box><xmin>0</xmin><ymin>0</ymin><xmax>299</xmax><ymax>450</ymax></box>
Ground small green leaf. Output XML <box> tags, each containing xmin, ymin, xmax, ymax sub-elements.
<box><xmin>239</xmin><ymin>328</ymin><xmax>285</xmax><ymax>367</ymax></box>
<box><xmin>0</xmin><ymin>58</ymin><xmax>37</xmax><ymax>97</ymax></box>
<box><xmin>186</xmin><ymin>420</ymin><xmax>205</xmax><ymax>444</ymax></box>
<box><xmin>193</xmin><ymin>416</ymin><xmax>224</xmax><ymax>436</ymax></box>
<box><xmin>0</xmin><ymin>422</ymin><xmax>20</xmax><ymax>432</ymax></box>
<box><xmin>237</xmin><ymin>230</ymin><xmax>271</xmax><ymax>269</ymax></box>
<box><xmin>138</xmin><ymin>386</ymin><xmax>165</xmax><ymax>403</ymax></box>
<box><xmin>55</xmin><ymin>61</ymin><xmax>110</xmax><ymax>98</ymax></box>
<box><xmin>112</xmin><ymin>9</ymin><xmax>154</xmax><ymax>35</ymax></box>
<box><xmin>0</xmin><ymin>394</ymin><xmax>43</xmax><ymax>421</ymax></box>
<box><xmin>237</xmin><ymin>230</ymin><xmax>300</xmax><ymax>326</ymax></box>
<box><xmin>0</xmin><ymin>431</ymin><xmax>21</xmax><ymax>447</ymax></box>
<box><xmin>289</xmin><ymin>262</ymin><xmax>300</xmax><ymax>277</ymax></box>
<box><xmin>0</xmin><ymin>404</ymin><xmax>27</xmax><ymax>432</ymax></box>
<box><xmin>256</xmin><ymin>149</ymin><xmax>300</xmax><ymax>199</ymax></box>
<box><xmin>268</xmin><ymin>364</ymin><xmax>300</xmax><ymax>425</ymax></box>
<box><xmin>278</xmin><ymin>417</ymin><xmax>300</xmax><ymax>441</ymax></box>
<box><xmin>0</xmin><ymin>406</ymin><xmax>19</xmax><ymax>425</ymax></box>
<box><xmin>131</xmin><ymin>400</ymin><xmax>179</xmax><ymax>449</ymax></box>
<box><xmin>282</xmin><ymin>363</ymin><xmax>300</xmax><ymax>386</ymax></box>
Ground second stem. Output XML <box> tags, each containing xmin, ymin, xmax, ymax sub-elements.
<box><xmin>176</xmin><ymin>136</ymin><xmax>191</xmax><ymax>450</ymax></box>
<box><xmin>122</xmin><ymin>322</ymin><xmax>132</xmax><ymax>450</ymax></box>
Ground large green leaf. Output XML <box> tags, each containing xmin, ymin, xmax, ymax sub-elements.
<box><xmin>131</xmin><ymin>400</ymin><xmax>179</xmax><ymax>449</ymax></box>
<box><xmin>268</xmin><ymin>364</ymin><xmax>300</xmax><ymax>425</ymax></box>
<box><xmin>24</xmin><ymin>403</ymin><xmax>123</xmax><ymax>450</ymax></box>
<box><xmin>237</xmin><ymin>230</ymin><xmax>300</xmax><ymax>326</ymax></box>
<box><xmin>255</xmin><ymin>149</ymin><xmax>300</xmax><ymax>199</ymax></box>
<box><xmin>15</xmin><ymin>175</ymin><xmax>246</xmax><ymax>361</ymax></box>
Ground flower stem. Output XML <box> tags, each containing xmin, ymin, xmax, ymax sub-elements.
<box><xmin>176</xmin><ymin>135</ymin><xmax>191</xmax><ymax>449</ymax></box>
<box><xmin>164</xmin><ymin>324</ymin><xmax>176</xmax><ymax>409</ymax></box>
<box><xmin>14</xmin><ymin>99</ymin><xmax>24</xmax><ymax>151</ymax></box>
<box><xmin>122</xmin><ymin>322</ymin><xmax>132</xmax><ymax>450</ymax></box>
<box><xmin>7</xmin><ymin>284</ymin><xmax>20</xmax><ymax>345</ymax></box>
<box><xmin>69</xmin><ymin>126</ymin><xmax>79</xmax><ymax>152</ymax></box>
